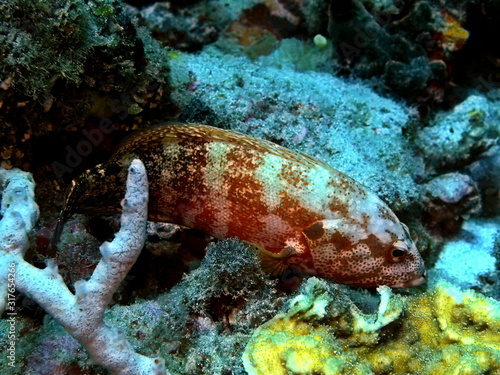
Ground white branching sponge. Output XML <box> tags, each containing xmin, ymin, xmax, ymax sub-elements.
<box><xmin>0</xmin><ymin>167</ymin><xmax>39</xmax><ymax>313</ymax></box>
<box><xmin>0</xmin><ymin>160</ymin><xmax>167</xmax><ymax>375</ymax></box>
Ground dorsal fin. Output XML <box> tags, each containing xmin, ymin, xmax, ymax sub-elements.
<box><xmin>111</xmin><ymin>122</ymin><xmax>331</xmax><ymax>170</ymax></box>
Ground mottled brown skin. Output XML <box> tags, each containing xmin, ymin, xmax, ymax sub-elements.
<box><xmin>55</xmin><ymin>122</ymin><xmax>426</xmax><ymax>288</ymax></box>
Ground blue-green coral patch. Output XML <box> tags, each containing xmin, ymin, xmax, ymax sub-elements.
<box><xmin>169</xmin><ymin>46</ymin><xmax>424</xmax><ymax>206</ymax></box>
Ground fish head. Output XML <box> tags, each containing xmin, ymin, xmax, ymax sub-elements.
<box><xmin>301</xmin><ymin>216</ymin><xmax>426</xmax><ymax>288</ymax></box>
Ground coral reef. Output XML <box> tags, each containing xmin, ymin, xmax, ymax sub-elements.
<box><xmin>138</xmin><ymin>0</ymin><xmax>329</xmax><ymax>57</ymax></box>
<box><xmin>1</xmin><ymin>0</ymin><xmax>499</xmax><ymax>373</ymax></box>
<box><xmin>422</xmin><ymin>172</ymin><xmax>481</xmax><ymax>235</ymax></box>
<box><xmin>0</xmin><ymin>161</ymin><xmax>165</xmax><ymax>375</ymax></box>
<box><xmin>152</xmin><ymin>238</ymin><xmax>286</xmax><ymax>374</ymax></box>
<box><xmin>0</xmin><ymin>0</ymin><xmax>172</xmax><ymax>172</ymax></box>
<box><xmin>328</xmin><ymin>0</ymin><xmax>469</xmax><ymax>106</ymax></box>
<box><xmin>243</xmin><ymin>278</ymin><xmax>500</xmax><ymax>375</ymax></box>
<box><xmin>396</xmin><ymin>280</ymin><xmax>500</xmax><ymax>375</ymax></box>
<box><xmin>480</xmin><ymin>233</ymin><xmax>500</xmax><ymax>300</ymax></box>
<box><xmin>1</xmin><ymin>224</ymin><xmax>286</xmax><ymax>374</ymax></box>
<box><xmin>416</xmin><ymin>95</ymin><xmax>500</xmax><ymax>171</ymax></box>
<box><xmin>465</xmin><ymin>145</ymin><xmax>500</xmax><ymax>217</ymax></box>
<box><xmin>243</xmin><ymin>278</ymin><xmax>403</xmax><ymax>375</ymax></box>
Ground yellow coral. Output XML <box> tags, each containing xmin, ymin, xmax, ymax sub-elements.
<box><xmin>243</xmin><ymin>278</ymin><xmax>401</xmax><ymax>375</ymax></box>
<box><xmin>242</xmin><ymin>315</ymin><xmax>353</xmax><ymax>375</ymax></box>
<box><xmin>441</xmin><ymin>12</ymin><xmax>469</xmax><ymax>51</ymax></box>
<box><xmin>355</xmin><ymin>280</ymin><xmax>500</xmax><ymax>374</ymax></box>
<box><xmin>243</xmin><ymin>278</ymin><xmax>500</xmax><ymax>375</ymax></box>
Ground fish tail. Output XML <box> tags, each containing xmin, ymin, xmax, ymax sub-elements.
<box><xmin>48</xmin><ymin>177</ymin><xmax>79</xmax><ymax>253</ymax></box>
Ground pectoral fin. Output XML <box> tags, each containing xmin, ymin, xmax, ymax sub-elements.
<box><xmin>244</xmin><ymin>241</ymin><xmax>297</xmax><ymax>276</ymax></box>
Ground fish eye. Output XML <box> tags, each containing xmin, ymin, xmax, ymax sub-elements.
<box><xmin>392</xmin><ymin>248</ymin><xmax>406</xmax><ymax>258</ymax></box>
<box><xmin>386</xmin><ymin>241</ymin><xmax>408</xmax><ymax>263</ymax></box>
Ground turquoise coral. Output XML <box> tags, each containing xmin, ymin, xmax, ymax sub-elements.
<box><xmin>168</xmin><ymin>46</ymin><xmax>423</xmax><ymax>206</ymax></box>
<box><xmin>416</xmin><ymin>95</ymin><xmax>500</xmax><ymax>169</ymax></box>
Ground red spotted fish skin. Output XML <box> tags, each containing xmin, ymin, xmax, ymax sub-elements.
<box><xmin>58</xmin><ymin>122</ymin><xmax>426</xmax><ymax>288</ymax></box>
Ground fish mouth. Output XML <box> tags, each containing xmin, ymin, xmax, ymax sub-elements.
<box><xmin>393</xmin><ymin>272</ymin><xmax>427</xmax><ymax>288</ymax></box>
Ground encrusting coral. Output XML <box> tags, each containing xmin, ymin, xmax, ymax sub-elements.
<box><xmin>397</xmin><ymin>281</ymin><xmax>500</xmax><ymax>375</ymax></box>
<box><xmin>416</xmin><ymin>95</ymin><xmax>500</xmax><ymax>170</ymax></box>
<box><xmin>242</xmin><ymin>278</ymin><xmax>404</xmax><ymax>375</ymax></box>
<box><xmin>0</xmin><ymin>160</ymin><xmax>166</xmax><ymax>375</ymax></box>
<box><xmin>243</xmin><ymin>278</ymin><xmax>500</xmax><ymax>375</ymax></box>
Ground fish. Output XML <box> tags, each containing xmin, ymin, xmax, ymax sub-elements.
<box><xmin>54</xmin><ymin>122</ymin><xmax>426</xmax><ymax>288</ymax></box>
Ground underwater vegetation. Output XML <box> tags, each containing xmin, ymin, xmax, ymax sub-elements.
<box><xmin>0</xmin><ymin>0</ymin><xmax>499</xmax><ymax>374</ymax></box>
